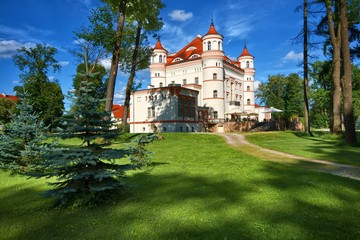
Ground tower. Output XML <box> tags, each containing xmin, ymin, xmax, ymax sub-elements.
<box><xmin>238</xmin><ymin>45</ymin><xmax>255</xmax><ymax>112</ymax></box>
<box><xmin>201</xmin><ymin>22</ymin><xmax>225</xmax><ymax>120</ymax></box>
<box><xmin>150</xmin><ymin>39</ymin><xmax>167</xmax><ymax>88</ymax></box>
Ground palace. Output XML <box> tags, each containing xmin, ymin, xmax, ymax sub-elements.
<box><xmin>129</xmin><ymin>23</ymin><xmax>270</xmax><ymax>133</ymax></box>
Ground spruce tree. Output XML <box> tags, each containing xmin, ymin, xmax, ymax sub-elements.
<box><xmin>40</xmin><ymin>78</ymin><xmax>126</xmax><ymax>207</ymax></box>
<box><xmin>0</xmin><ymin>92</ymin><xmax>50</xmax><ymax>174</ymax></box>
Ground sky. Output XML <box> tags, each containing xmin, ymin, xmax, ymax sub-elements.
<box><xmin>0</xmin><ymin>0</ymin><xmax>308</xmax><ymax>108</ymax></box>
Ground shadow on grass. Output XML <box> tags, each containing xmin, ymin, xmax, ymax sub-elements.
<box><xmin>290</xmin><ymin>131</ymin><xmax>360</xmax><ymax>166</ymax></box>
<box><xmin>3</xmin><ymin>159</ymin><xmax>359</xmax><ymax>240</ymax></box>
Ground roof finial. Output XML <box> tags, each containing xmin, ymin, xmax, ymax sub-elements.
<box><xmin>244</xmin><ymin>39</ymin><xmax>247</xmax><ymax>48</ymax></box>
<box><xmin>211</xmin><ymin>12</ymin><xmax>214</xmax><ymax>25</ymax></box>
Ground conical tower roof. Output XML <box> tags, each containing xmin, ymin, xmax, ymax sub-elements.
<box><xmin>239</xmin><ymin>46</ymin><xmax>252</xmax><ymax>57</ymax></box>
<box><xmin>154</xmin><ymin>39</ymin><xmax>167</xmax><ymax>52</ymax></box>
<box><xmin>205</xmin><ymin>22</ymin><xmax>220</xmax><ymax>35</ymax></box>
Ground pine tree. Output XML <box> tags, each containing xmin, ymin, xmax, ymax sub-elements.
<box><xmin>0</xmin><ymin>92</ymin><xmax>50</xmax><ymax>174</ymax></box>
<box><xmin>39</xmin><ymin>79</ymin><xmax>127</xmax><ymax>207</ymax></box>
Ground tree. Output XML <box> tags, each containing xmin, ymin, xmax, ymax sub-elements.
<box><xmin>121</xmin><ymin>0</ymin><xmax>164</xmax><ymax>126</ymax></box>
<box><xmin>323</xmin><ymin>0</ymin><xmax>342</xmax><ymax>135</ymax></box>
<box><xmin>0</xmin><ymin>98</ymin><xmax>17</xmax><ymax>125</ymax></box>
<box><xmin>303</xmin><ymin>0</ymin><xmax>311</xmax><ymax>133</ymax></box>
<box><xmin>13</xmin><ymin>43</ymin><xmax>64</xmax><ymax>128</ymax></box>
<box><xmin>309</xmin><ymin>60</ymin><xmax>332</xmax><ymax>128</ymax></box>
<box><xmin>39</xmin><ymin>79</ymin><xmax>124</xmax><ymax>207</ymax></box>
<box><xmin>340</xmin><ymin>0</ymin><xmax>357</xmax><ymax>144</ymax></box>
<box><xmin>102</xmin><ymin>0</ymin><xmax>127</xmax><ymax>115</ymax></box>
<box><xmin>84</xmin><ymin>0</ymin><xmax>164</xmax><ymax>117</ymax></box>
<box><xmin>257</xmin><ymin>73</ymin><xmax>303</xmax><ymax>125</ymax></box>
<box><xmin>73</xmin><ymin>63</ymin><xmax>107</xmax><ymax>98</ymax></box>
<box><xmin>0</xmin><ymin>92</ymin><xmax>50</xmax><ymax>174</ymax></box>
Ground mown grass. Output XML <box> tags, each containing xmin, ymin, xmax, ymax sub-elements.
<box><xmin>245</xmin><ymin>131</ymin><xmax>360</xmax><ymax>166</ymax></box>
<box><xmin>0</xmin><ymin>133</ymin><xmax>359</xmax><ymax>239</ymax></box>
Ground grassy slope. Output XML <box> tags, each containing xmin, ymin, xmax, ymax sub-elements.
<box><xmin>245</xmin><ymin>131</ymin><xmax>360</xmax><ymax>166</ymax></box>
<box><xmin>0</xmin><ymin>133</ymin><xmax>359</xmax><ymax>239</ymax></box>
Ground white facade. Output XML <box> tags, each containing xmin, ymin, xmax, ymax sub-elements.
<box><xmin>130</xmin><ymin>23</ymin><xmax>270</xmax><ymax>133</ymax></box>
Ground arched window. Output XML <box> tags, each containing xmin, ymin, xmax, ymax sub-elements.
<box><xmin>213</xmin><ymin>90</ymin><xmax>218</xmax><ymax>98</ymax></box>
<box><xmin>207</xmin><ymin>41</ymin><xmax>211</xmax><ymax>50</ymax></box>
<box><xmin>213</xmin><ymin>73</ymin><xmax>217</xmax><ymax>80</ymax></box>
<box><xmin>246</xmin><ymin>61</ymin><xmax>249</xmax><ymax>68</ymax></box>
<box><xmin>218</xmin><ymin>41</ymin><xmax>221</xmax><ymax>50</ymax></box>
<box><xmin>247</xmin><ymin>99</ymin><xmax>251</xmax><ymax>105</ymax></box>
<box><xmin>247</xmin><ymin>86</ymin><xmax>250</xmax><ymax>91</ymax></box>
<box><xmin>159</xmin><ymin>55</ymin><xmax>163</xmax><ymax>63</ymax></box>
<box><xmin>159</xmin><ymin>82</ymin><xmax>163</xmax><ymax>87</ymax></box>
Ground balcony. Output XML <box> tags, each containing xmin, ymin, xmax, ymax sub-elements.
<box><xmin>229</xmin><ymin>101</ymin><xmax>241</xmax><ymax>106</ymax></box>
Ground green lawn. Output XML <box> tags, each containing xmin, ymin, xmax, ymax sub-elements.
<box><xmin>1</xmin><ymin>133</ymin><xmax>359</xmax><ymax>239</ymax></box>
<box><xmin>245</xmin><ymin>131</ymin><xmax>360</xmax><ymax>166</ymax></box>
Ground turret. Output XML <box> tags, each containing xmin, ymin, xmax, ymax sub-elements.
<box><xmin>150</xmin><ymin>39</ymin><xmax>168</xmax><ymax>88</ymax></box>
<box><xmin>238</xmin><ymin>45</ymin><xmax>255</xmax><ymax>110</ymax></box>
<box><xmin>201</xmin><ymin>22</ymin><xmax>225</xmax><ymax>121</ymax></box>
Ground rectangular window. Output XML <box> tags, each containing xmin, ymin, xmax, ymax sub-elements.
<box><xmin>148</xmin><ymin>107</ymin><xmax>155</xmax><ymax>117</ymax></box>
<box><xmin>183</xmin><ymin>79</ymin><xmax>187</xmax><ymax>85</ymax></box>
<box><xmin>178</xmin><ymin>97</ymin><xmax>183</xmax><ymax>117</ymax></box>
<box><xmin>213</xmin><ymin>111</ymin><xmax>218</xmax><ymax>119</ymax></box>
<box><xmin>195</xmin><ymin>77</ymin><xmax>199</xmax><ymax>84</ymax></box>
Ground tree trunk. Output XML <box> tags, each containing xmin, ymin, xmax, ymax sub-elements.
<box><xmin>303</xmin><ymin>0</ymin><xmax>311</xmax><ymax>134</ymax></box>
<box><xmin>122</xmin><ymin>24</ymin><xmax>142</xmax><ymax>127</ymax></box>
<box><xmin>325</xmin><ymin>0</ymin><xmax>342</xmax><ymax>135</ymax></box>
<box><xmin>104</xmin><ymin>0</ymin><xmax>127</xmax><ymax>116</ymax></box>
<box><xmin>340</xmin><ymin>0</ymin><xmax>357</xmax><ymax>144</ymax></box>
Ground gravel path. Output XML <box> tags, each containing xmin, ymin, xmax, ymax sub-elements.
<box><xmin>216</xmin><ymin>133</ymin><xmax>360</xmax><ymax>181</ymax></box>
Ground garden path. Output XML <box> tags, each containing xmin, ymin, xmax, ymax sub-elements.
<box><xmin>216</xmin><ymin>133</ymin><xmax>360</xmax><ymax>181</ymax></box>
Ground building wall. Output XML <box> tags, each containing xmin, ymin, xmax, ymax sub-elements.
<box><xmin>130</xmin><ymin>87</ymin><xmax>200</xmax><ymax>133</ymax></box>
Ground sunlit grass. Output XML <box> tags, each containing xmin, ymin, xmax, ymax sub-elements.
<box><xmin>0</xmin><ymin>133</ymin><xmax>359</xmax><ymax>239</ymax></box>
<box><xmin>245</xmin><ymin>131</ymin><xmax>360</xmax><ymax>166</ymax></box>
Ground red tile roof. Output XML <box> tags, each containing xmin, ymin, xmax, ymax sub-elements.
<box><xmin>112</xmin><ymin>104</ymin><xmax>129</xmax><ymax>119</ymax></box>
<box><xmin>166</xmin><ymin>36</ymin><xmax>203</xmax><ymax>65</ymax></box>
<box><xmin>239</xmin><ymin>47</ymin><xmax>252</xmax><ymax>57</ymax></box>
<box><xmin>206</xmin><ymin>23</ymin><xmax>220</xmax><ymax>35</ymax></box>
<box><xmin>0</xmin><ymin>93</ymin><xmax>18</xmax><ymax>102</ymax></box>
<box><xmin>154</xmin><ymin>39</ymin><xmax>167</xmax><ymax>52</ymax></box>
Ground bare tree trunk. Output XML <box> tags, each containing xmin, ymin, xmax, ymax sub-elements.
<box><xmin>104</xmin><ymin>0</ymin><xmax>127</xmax><ymax>116</ymax></box>
<box><xmin>340</xmin><ymin>0</ymin><xmax>357</xmax><ymax>144</ymax></box>
<box><xmin>303</xmin><ymin>0</ymin><xmax>311</xmax><ymax>134</ymax></box>
<box><xmin>122</xmin><ymin>24</ymin><xmax>142</xmax><ymax>127</ymax></box>
<box><xmin>325</xmin><ymin>0</ymin><xmax>342</xmax><ymax>135</ymax></box>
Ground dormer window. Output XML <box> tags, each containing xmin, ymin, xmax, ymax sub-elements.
<box><xmin>190</xmin><ymin>54</ymin><xmax>199</xmax><ymax>59</ymax></box>
<box><xmin>173</xmin><ymin>58</ymin><xmax>183</xmax><ymax>62</ymax></box>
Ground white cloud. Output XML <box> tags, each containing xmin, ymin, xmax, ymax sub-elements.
<box><xmin>223</xmin><ymin>16</ymin><xmax>253</xmax><ymax>39</ymax></box>
<box><xmin>0</xmin><ymin>40</ymin><xmax>35</xmax><ymax>58</ymax></box>
<box><xmin>168</xmin><ymin>10</ymin><xmax>193</xmax><ymax>22</ymax></box>
<box><xmin>159</xmin><ymin>22</ymin><xmax>194</xmax><ymax>52</ymax></box>
<box><xmin>99</xmin><ymin>58</ymin><xmax>112</xmax><ymax>70</ymax></box>
<box><xmin>59</xmin><ymin>61</ymin><xmax>69</xmax><ymax>67</ymax></box>
<box><xmin>283</xmin><ymin>51</ymin><xmax>303</xmax><ymax>62</ymax></box>
<box><xmin>73</xmin><ymin>38</ymin><xmax>86</xmax><ymax>45</ymax></box>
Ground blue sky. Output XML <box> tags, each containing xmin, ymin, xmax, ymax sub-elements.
<box><xmin>0</xmin><ymin>0</ymin><xmax>307</xmax><ymax>108</ymax></box>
